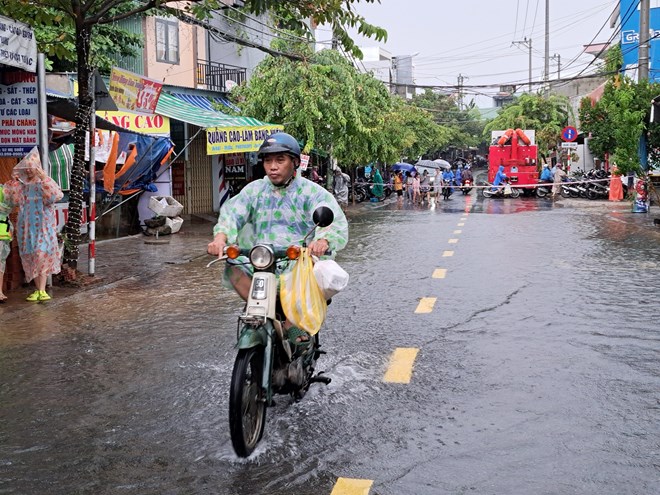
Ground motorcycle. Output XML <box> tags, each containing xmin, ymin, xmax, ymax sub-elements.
<box><xmin>214</xmin><ymin>206</ymin><xmax>335</xmax><ymax>457</ymax></box>
<box><xmin>482</xmin><ymin>178</ymin><xmax>520</xmax><ymax>198</ymax></box>
<box><xmin>460</xmin><ymin>178</ymin><xmax>473</xmax><ymax>195</ymax></box>
<box><xmin>536</xmin><ymin>180</ymin><xmax>553</xmax><ymax>198</ymax></box>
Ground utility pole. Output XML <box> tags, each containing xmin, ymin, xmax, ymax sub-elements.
<box><xmin>513</xmin><ymin>37</ymin><xmax>533</xmax><ymax>92</ymax></box>
<box><xmin>457</xmin><ymin>73</ymin><xmax>465</xmax><ymax>110</ymax></box>
<box><xmin>544</xmin><ymin>0</ymin><xmax>550</xmax><ymax>84</ymax></box>
<box><xmin>639</xmin><ymin>0</ymin><xmax>650</xmax><ymax>81</ymax></box>
<box><xmin>551</xmin><ymin>53</ymin><xmax>561</xmax><ymax>79</ymax></box>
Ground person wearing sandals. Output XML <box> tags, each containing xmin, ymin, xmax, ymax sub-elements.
<box><xmin>2</xmin><ymin>148</ymin><xmax>63</xmax><ymax>302</ymax></box>
<box><xmin>207</xmin><ymin>132</ymin><xmax>349</xmax><ymax>350</ymax></box>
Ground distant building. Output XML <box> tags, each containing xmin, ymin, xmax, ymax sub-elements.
<box><xmin>493</xmin><ymin>85</ymin><xmax>516</xmax><ymax>108</ymax></box>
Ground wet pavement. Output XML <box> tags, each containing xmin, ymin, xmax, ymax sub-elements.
<box><xmin>1</xmin><ymin>192</ymin><xmax>659</xmax><ymax>494</ymax></box>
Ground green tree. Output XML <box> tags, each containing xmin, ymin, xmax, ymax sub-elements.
<box><xmin>411</xmin><ymin>89</ymin><xmax>485</xmax><ymax>149</ymax></box>
<box><xmin>234</xmin><ymin>44</ymin><xmax>448</xmax><ymax>167</ymax></box>
<box><xmin>483</xmin><ymin>93</ymin><xmax>570</xmax><ymax>160</ymax></box>
<box><xmin>578</xmin><ymin>40</ymin><xmax>660</xmax><ymax>176</ymax></box>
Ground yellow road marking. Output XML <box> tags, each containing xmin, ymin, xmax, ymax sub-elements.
<box><xmin>442</xmin><ymin>250</ymin><xmax>454</xmax><ymax>257</ymax></box>
<box><xmin>383</xmin><ymin>347</ymin><xmax>420</xmax><ymax>384</ymax></box>
<box><xmin>457</xmin><ymin>222</ymin><xmax>465</xmax><ymax>226</ymax></box>
<box><xmin>448</xmin><ymin>238</ymin><xmax>459</xmax><ymax>244</ymax></box>
<box><xmin>331</xmin><ymin>478</ymin><xmax>373</xmax><ymax>495</ymax></box>
<box><xmin>460</xmin><ymin>217</ymin><xmax>467</xmax><ymax>221</ymax></box>
<box><xmin>432</xmin><ymin>268</ymin><xmax>447</xmax><ymax>279</ymax></box>
<box><xmin>453</xmin><ymin>230</ymin><xmax>462</xmax><ymax>234</ymax></box>
<box><xmin>415</xmin><ymin>297</ymin><xmax>436</xmax><ymax>313</ymax></box>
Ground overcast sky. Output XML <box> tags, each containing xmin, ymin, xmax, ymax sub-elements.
<box><xmin>330</xmin><ymin>0</ymin><xmax>621</xmax><ymax>107</ymax></box>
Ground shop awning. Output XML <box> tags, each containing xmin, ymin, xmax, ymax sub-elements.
<box><xmin>155</xmin><ymin>92</ymin><xmax>267</xmax><ymax>129</ymax></box>
<box><xmin>170</xmin><ymin>92</ymin><xmax>240</xmax><ymax>113</ymax></box>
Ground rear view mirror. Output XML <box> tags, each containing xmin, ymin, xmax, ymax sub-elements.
<box><xmin>313</xmin><ymin>206</ymin><xmax>334</xmax><ymax>228</ymax></box>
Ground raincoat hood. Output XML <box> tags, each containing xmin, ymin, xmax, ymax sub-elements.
<box><xmin>12</xmin><ymin>147</ymin><xmax>43</xmax><ymax>184</ymax></box>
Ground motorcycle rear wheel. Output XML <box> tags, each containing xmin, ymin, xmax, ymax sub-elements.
<box><xmin>560</xmin><ymin>187</ymin><xmax>571</xmax><ymax>198</ymax></box>
<box><xmin>482</xmin><ymin>188</ymin><xmax>493</xmax><ymax>198</ymax></box>
<box><xmin>536</xmin><ymin>187</ymin><xmax>548</xmax><ymax>198</ymax></box>
<box><xmin>509</xmin><ymin>188</ymin><xmax>520</xmax><ymax>198</ymax></box>
<box><xmin>229</xmin><ymin>347</ymin><xmax>267</xmax><ymax>457</ymax></box>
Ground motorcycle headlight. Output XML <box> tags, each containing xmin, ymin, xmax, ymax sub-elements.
<box><xmin>249</xmin><ymin>245</ymin><xmax>274</xmax><ymax>269</ymax></box>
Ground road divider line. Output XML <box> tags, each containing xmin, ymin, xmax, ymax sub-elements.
<box><xmin>448</xmin><ymin>238</ymin><xmax>459</xmax><ymax>244</ymax></box>
<box><xmin>331</xmin><ymin>478</ymin><xmax>373</xmax><ymax>495</ymax></box>
<box><xmin>453</xmin><ymin>230</ymin><xmax>462</xmax><ymax>234</ymax></box>
<box><xmin>457</xmin><ymin>222</ymin><xmax>465</xmax><ymax>227</ymax></box>
<box><xmin>442</xmin><ymin>250</ymin><xmax>454</xmax><ymax>257</ymax></box>
<box><xmin>460</xmin><ymin>217</ymin><xmax>467</xmax><ymax>221</ymax></box>
<box><xmin>432</xmin><ymin>268</ymin><xmax>447</xmax><ymax>279</ymax></box>
<box><xmin>415</xmin><ymin>297</ymin><xmax>436</xmax><ymax>313</ymax></box>
<box><xmin>383</xmin><ymin>347</ymin><xmax>420</xmax><ymax>384</ymax></box>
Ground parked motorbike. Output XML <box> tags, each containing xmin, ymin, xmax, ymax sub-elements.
<box><xmin>560</xmin><ymin>177</ymin><xmax>582</xmax><ymax>198</ymax></box>
<box><xmin>482</xmin><ymin>178</ymin><xmax>520</xmax><ymax>198</ymax></box>
<box><xmin>460</xmin><ymin>178</ymin><xmax>473</xmax><ymax>195</ymax></box>
<box><xmin>213</xmin><ymin>206</ymin><xmax>335</xmax><ymax>457</ymax></box>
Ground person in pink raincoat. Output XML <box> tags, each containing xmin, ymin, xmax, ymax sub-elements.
<box><xmin>3</xmin><ymin>148</ymin><xmax>63</xmax><ymax>302</ymax></box>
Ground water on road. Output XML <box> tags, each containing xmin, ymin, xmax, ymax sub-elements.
<box><xmin>1</xmin><ymin>194</ymin><xmax>659</xmax><ymax>494</ymax></box>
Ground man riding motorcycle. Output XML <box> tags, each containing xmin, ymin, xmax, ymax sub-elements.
<box><xmin>492</xmin><ymin>165</ymin><xmax>508</xmax><ymax>191</ymax></box>
<box><xmin>207</xmin><ymin>132</ymin><xmax>349</xmax><ymax>345</ymax></box>
<box><xmin>540</xmin><ymin>163</ymin><xmax>553</xmax><ymax>182</ymax></box>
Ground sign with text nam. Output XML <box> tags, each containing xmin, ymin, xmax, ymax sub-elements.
<box><xmin>206</xmin><ymin>125</ymin><xmax>283</xmax><ymax>155</ymax></box>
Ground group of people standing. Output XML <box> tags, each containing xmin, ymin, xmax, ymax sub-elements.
<box><xmin>392</xmin><ymin>165</ymin><xmax>473</xmax><ymax>204</ymax></box>
<box><xmin>0</xmin><ymin>148</ymin><xmax>63</xmax><ymax>303</ymax></box>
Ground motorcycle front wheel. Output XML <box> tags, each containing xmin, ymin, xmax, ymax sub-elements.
<box><xmin>536</xmin><ymin>187</ymin><xmax>548</xmax><ymax>198</ymax></box>
<box><xmin>482</xmin><ymin>188</ymin><xmax>492</xmax><ymax>198</ymax></box>
<box><xmin>229</xmin><ymin>347</ymin><xmax>267</xmax><ymax>458</ymax></box>
<box><xmin>510</xmin><ymin>188</ymin><xmax>520</xmax><ymax>198</ymax></box>
<box><xmin>560</xmin><ymin>187</ymin><xmax>571</xmax><ymax>198</ymax></box>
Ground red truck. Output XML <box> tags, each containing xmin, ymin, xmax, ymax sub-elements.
<box><xmin>488</xmin><ymin>129</ymin><xmax>538</xmax><ymax>194</ymax></box>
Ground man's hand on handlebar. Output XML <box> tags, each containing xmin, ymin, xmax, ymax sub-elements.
<box><xmin>207</xmin><ymin>234</ymin><xmax>227</xmax><ymax>258</ymax></box>
<box><xmin>308</xmin><ymin>238</ymin><xmax>329</xmax><ymax>257</ymax></box>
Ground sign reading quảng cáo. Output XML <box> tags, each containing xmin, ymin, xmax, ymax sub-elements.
<box><xmin>206</xmin><ymin>125</ymin><xmax>284</xmax><ymax>155</ymax></box>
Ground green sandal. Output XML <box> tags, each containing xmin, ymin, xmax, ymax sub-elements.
<box><xmin>286</xmin><ymin>326</ymin><xmax>311</xmax><ymax>352</ymax></box>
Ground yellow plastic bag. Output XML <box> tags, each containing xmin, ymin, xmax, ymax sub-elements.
<box><xmin>280</xmin><ymin>248</ymin><xmax>327</xmax><ymax>335</ymax></box>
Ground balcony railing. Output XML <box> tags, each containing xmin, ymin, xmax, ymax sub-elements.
<box><xmin>196</xmin><ymin>60</ymin><xmax>247</xmax><ymax>92</ymax></box>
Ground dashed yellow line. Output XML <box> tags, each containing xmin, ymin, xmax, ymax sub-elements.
<box><xmin>453</xmin><ymin>230</ymin><xmax>462</xmax><ymax>234</ymax></box>
<box><xmin>432</xmin><ymin>268</ymin><xmax>447</xmax><ymax>279</ymax></box>
<box><xmin>383</xmin><ymin>347</ymin><xmax>420</xmax><ymax>384</ymax></box>
<box><xmin>457</xmin><ymin>222</ymin><xmax>465</xmax><ymax>226</ymax></box>
<box><xmin>415</xmin><ymin>297</ymin><xmax>436</xmax><ymax>313</ymax></box>
<box><xmin>448</xmin><ymin>238</ymin><xmax>459</xmax><ymax>244</ymax></box>
<box><xmin>442</xmin><ymin>250</ymin><xmax>454</xmax><ymax>257</ymax></box>
<box><xmin>331</xmin><ymin>478</ymin><xmax>373</xmax><ymax>495</ymax></box>
<box><xmin>460</xmin><ymin>217</ymin><xmax>467</xmax><ymax>221</ymax></box>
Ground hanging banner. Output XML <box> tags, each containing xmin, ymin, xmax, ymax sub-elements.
<box><xmin>96</xmin><ymin>110</ymin><xmax>170</xmax><ymax>136</ymax></box>
<box><xmin>0</xmin><ymin>71</ymin><xmax>38</xmax><ymax>157</ymax></box>
<box><xmin>108</xmin><ymin>67</ymin><xmax>163</xmax><ymax>115</ymax></box>
<box><xmin>0</xmin><ymin>16</ymin><xmax>37</xmax><ymax>72</ymax></box>
<box><xmin>206</xmin><ymin>125</ymin><xmax>283</xmax><ymax>155</ymax></box>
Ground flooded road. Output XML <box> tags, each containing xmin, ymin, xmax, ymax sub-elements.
<box><xmin>1</xmin><ymin>194</ymin><xmax>659</xmax><ymax>494</ymax></box>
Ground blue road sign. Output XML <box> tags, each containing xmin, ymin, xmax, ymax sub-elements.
<box><xmin>562</xmin><ymin>126</ymin><xmax>578</xmax><ymax>142</ymax></box>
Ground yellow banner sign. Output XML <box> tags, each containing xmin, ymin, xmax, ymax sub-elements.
<box><xmin>97</xmin><ymin>110</ymin><xmax>170</xmax><ymax>136</ymax></box>
<box><xmin>206</xmin><ymin>125</ymin><xmax>283</xmax><ymax>155</ymax></box>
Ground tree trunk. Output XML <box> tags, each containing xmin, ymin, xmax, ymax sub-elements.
<box><xmin>62</xmin><ymin>20</ymin><xmax>93</xmax><ymax>271</ymax></box>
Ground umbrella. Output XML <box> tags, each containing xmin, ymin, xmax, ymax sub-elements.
<box><xmin>390</xmin><ymin>163</ymin><xmax>416</xmax><ymax>173</ymax></box>
<box><xmin>433</xmin><ymin>159</ymin><xmax>451</xmax><ymax>169</ymax></box>
<box><xmin>415</xmin><ymin>159</ymin><xmax>442</xmax><ymax>169</ymax></box>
